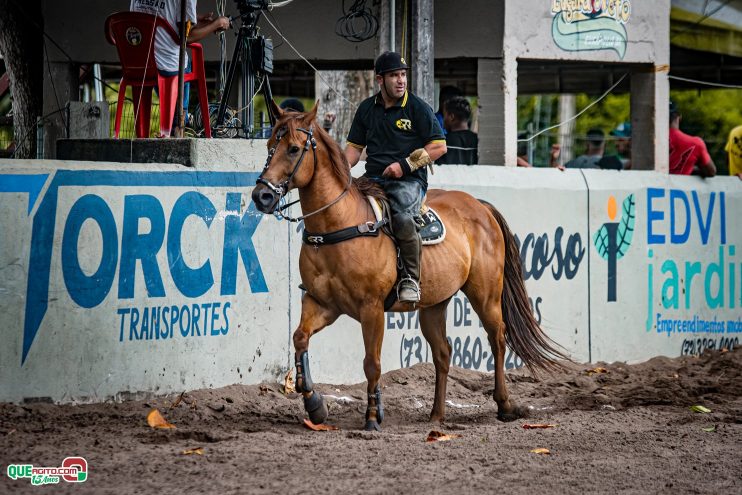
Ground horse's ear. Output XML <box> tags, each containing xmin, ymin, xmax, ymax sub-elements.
<box><xmin>306</xmin><ymin>100</ymin><xmax>319</xmax><ymax>121</ymax></box>
<box><xmin>270</xmin><ymin>99</ymin><xmax>283</xmax><ymax>119</ymax></box>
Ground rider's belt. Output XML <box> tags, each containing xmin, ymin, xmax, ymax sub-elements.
<box><xmin>303</xmin><ymin>219</ymin><xmax>388</xmax><ymax>246</ymax></box>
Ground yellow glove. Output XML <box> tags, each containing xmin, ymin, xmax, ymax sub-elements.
<box><xmin>405</xmin><ymin>148</ymin><xmax>432</xmax><ymax>172</ymax></box>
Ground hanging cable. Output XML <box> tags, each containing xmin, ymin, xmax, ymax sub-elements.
<box><xmin>262</xmin><ymin>14</ymin><xmax>357</xmax><ymax>109</ymax></box>
<box><xmin>335</xmin><ymin>0</ymin><xmax>379</xmax><ymax>42</ymax></box>
<box><xmin>669</xmin><ymin>75</ymin><xmax>742</xmax><ymax>90</ymax></box>
<box><xmin>42</xmin><ymin>39</ymin><xmax>68</xmax><ymax>132</ymax></box>
<box><xmin>518</xmin><ymin>74</ymin><xmax>628</xmax><ymax>143</ymax></box>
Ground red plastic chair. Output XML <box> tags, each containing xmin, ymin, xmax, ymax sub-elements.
<box><xmin>105</xmin><ymin>11</ymin><xmax>211</xmax><ymax>138</ymax></box>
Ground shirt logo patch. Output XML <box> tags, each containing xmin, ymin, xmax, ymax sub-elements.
<box><xmin>396</xmin><ymin>119</ymin><xmax>412</xmax><ymax>131</ymax></box>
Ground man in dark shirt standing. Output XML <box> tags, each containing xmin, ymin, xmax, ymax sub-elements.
<box><xmin>344</xmin><ymin>51</ymin><xmax>447</xmax><ymax>303</ymax></box>
<box><xmin>437</xmin><ymin>96</ymin><xmax>478</xmax><ymax>165</ymax></box>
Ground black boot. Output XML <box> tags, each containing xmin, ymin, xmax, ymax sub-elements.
<box><xmin>393</xmin><ymin>215</ymin><xmax>422</xmax><ymax>303</ymax></box>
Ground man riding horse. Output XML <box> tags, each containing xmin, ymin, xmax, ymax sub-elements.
<box><xmin>343</xmin><ymin>52</ymin><xmax>447</xmax><ymax>303</ymax></box>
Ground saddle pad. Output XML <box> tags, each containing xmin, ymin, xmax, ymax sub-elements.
<box><xmin>367</xmin><ymin>197</ymin><xmax>446</xmax><ymax>245</ymax></box>
<box><xmin>416</xmin><ymin>207</ymin><xmax>446</xmax><ymax>245</ymax></box>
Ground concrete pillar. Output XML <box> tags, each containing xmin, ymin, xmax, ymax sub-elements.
<box><xmin>377</xmin><ymin>0</ymin><xmax>392</xmax><ymax>54</ymax></box>
<box><xmin>411</xmin><ymin>0</ymin><xmax>434</xmax><ymax>108</ymax></box>
<box><xmin>631</xmin><ymin>70</ymin><xmax>669</xmax><ymax>173</ymax></box>
<box><xmin>43</xmin><ymin>61</ymin><xmax>79</xmax><ymax>159</ymax></box>
<box><xmin>477</xmin><ymin>58</ymin><xmax>517</xmax><ymax>166</ymax></box>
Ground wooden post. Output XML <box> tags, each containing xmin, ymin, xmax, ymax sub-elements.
<box><xmin>411</xmin><ymin>0</ymin><xmax>434</xmax><ymax>108</ymax></box>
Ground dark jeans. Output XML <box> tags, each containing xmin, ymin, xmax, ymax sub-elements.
<box><xmin>370</xmin><ymin>177</ymin><xmax>424</xmax><ymax>281</ymax></box>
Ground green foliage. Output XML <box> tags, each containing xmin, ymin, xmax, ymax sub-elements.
<box><xmin>518</xmin><ymin>88</ymin><xmax>742</xmax><ymax>173</ymax></box>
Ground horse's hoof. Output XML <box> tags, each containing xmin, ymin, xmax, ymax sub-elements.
<box><xmin>429</xmin><ymin>414</ymin><xmax>445</xmax><ymax>423</ymax></box>
<box><xmin>364</xmin><ymin>420</ymin><xmax>382</xmax><ymax>432</ymax></box>
<box><xmin>497</xmin><ymin>404</ymin><xmax>528</xmax><ymax>422</ymax></box>
<box><xmin>304</xmin><ymin>392</ymin><xmax>328</xmax><ymax>425</ymax></box>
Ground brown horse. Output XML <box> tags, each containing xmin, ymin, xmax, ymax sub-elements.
<box><xmin>252</xmin><ymin>104</ymin><xmax>568</xmax><ymax>431</ymax></box>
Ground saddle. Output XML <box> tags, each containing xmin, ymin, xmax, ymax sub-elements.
<box><xmin>300</xmin><ymin>196</ymin><xmax>447</xmax><ymax>310</ymax></box>
<box><xmin>367</xmin><ymin>196</ymin><xmax>446</xmax><ymax>245</ymax></box>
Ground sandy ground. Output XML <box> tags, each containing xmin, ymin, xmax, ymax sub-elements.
<box><xmin>1</xmin><ymin>349</ymin><xmax>740</xmax><ymax>494</ymax></box>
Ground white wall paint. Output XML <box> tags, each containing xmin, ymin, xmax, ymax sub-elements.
<box><xmin>1</xmin><ymin>158</ymin><xmax>739</xmax><ymax>403</ymax></box>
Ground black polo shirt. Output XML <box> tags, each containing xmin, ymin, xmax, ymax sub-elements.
<box><xmin>347</xmin><ymin>91</ymin><xmax>445</xmax><ymax>188</ymax></box>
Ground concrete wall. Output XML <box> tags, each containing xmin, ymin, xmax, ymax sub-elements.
<box><xmin>2</xmin><ymin>155</ymin><xmax>739</xmax><ymax>403</ymax></box>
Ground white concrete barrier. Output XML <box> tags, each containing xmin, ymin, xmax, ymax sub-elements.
<box><xmin>1</xmin><ymin>157</ymin><xmax>739</xmax><ymax>402</ymax></box>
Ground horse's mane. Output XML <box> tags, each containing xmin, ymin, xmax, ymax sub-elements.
<box><xmin>272</xmin><ymin>111</ymin><xmax>385</xmax><ymax>202</ymax></box>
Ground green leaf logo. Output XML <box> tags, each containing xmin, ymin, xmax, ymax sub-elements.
<box><xmin>616</xmin><ymin>194</ymin><xmax>635</xmax><ymax>259</ymax></box>
<box><xmin>592</xmin><ymin>194</ymin><xmax>635</xmax><ymax>259</ymax></box>
<box><xmin>593</xmin><ymin>225</ymin><xmax>609</xmax><ymax>260</ymax></box>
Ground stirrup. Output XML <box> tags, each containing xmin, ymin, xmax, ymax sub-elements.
<box><xmin>397</xmin><ymin>276</ymin><xmax>421</xmax><ymax>303</ymax></box>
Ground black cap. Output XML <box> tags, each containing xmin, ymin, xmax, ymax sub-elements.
<box><xmin>669</xmin><ymin>100</ymin><xmax>679</xmax><ymax>115</ymax></box>
<box><xmin>586</xmin><ymin>128</ymin><xmax>605</xmax><ymax>144</ymax></box>
<box><xmin>375</xmin><ymin>51</ymin><xmax>408</xmax><ymax>75</ymax></box>
<box><xmin>279</xmin><ymin>98</ymin><xmax>305</xmax><ymax>113</ymax></box>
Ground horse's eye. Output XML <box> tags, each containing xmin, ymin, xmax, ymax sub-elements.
<box><xmin>288</xmin><ymin>145</ymin><xmax>300</xmax><ymax>154</ymax></box>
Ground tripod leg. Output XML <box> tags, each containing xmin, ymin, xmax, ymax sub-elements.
<box><xmin>262</xmin><ymin>74</ymin><xmax>275</xmax><ymax>128</ymax></box>
<box><xmin>215</xmin><ymin>27</ymin><xmax>245</xmax><ymax>129</ymax></box>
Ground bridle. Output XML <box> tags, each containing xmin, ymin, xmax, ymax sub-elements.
<box><xmin>256</xmin><ymin>124</ymin><xmax>352</xmax><ymax>223</ymax></box>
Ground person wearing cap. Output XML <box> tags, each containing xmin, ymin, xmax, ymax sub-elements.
<box><xmin>565</xmin><ymin>128</ymin><xmax>606</xmax><ymax>169</ymax></box>
<box><xmin>344</xmin><ymin>51</ymin><xmax>447</xmax><ymax>303</ymax></box>
<box><xmin>610</xmin><ymin>122</ymin><xmax>632</xmax><ymax>169</ymax></box>
<box><xmin>279</xmin><ymin>98</ymin><xmax>305</xmax><ymax>113</ymax></box>
<box><xmin>669</xmin><ymin>101</ymin><xmax>716</xmax><ymax>177</ymax></box>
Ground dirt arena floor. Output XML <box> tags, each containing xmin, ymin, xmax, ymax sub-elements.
<box><xmin>1</xmin><ymin>348</ymin><xmax>740</xmax><ymax>494</ymax></box>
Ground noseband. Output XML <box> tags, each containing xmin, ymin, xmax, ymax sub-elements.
<box><xmin>256</xmin><ymin>124</ymin><xmax>352</xmax><ymax>222</ymax></box>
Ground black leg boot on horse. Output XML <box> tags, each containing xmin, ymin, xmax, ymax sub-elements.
<box><xmin>295</xmin><ymin>351</ymin><xmax>328</xmax><ymax>425</ymax></box>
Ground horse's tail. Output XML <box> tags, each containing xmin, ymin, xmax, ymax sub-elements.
<box><xmin>479</xmin><ymin>199</ymin><xmax>571</xmax><ymax>374</ymax></box>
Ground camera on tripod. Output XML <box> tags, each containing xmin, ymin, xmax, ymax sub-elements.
<box><xmin>212</xmin><ymin>0</ymin><xmax>275</xmax><ymax>137</ymax></box>
<box><xmin>235</xmin><ymin>0</ymin><xmax>270</xmax><ymax>16</ymax></box>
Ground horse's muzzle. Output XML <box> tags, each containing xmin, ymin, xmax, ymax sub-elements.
<box><xmin>252</xmin><ymin>184</ymin><xmax>280</xmax><ymax>214</ymax></box>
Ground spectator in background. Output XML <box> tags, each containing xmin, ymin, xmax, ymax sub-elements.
<box><xmin>669</xmin><ymin>101</ymin><xmax>716</xmax><ymax>177</ymax></box>
<box><xmin>130</xmin><ymin>0</ymin><xmax>230</xmax><ymax>135</ymax></box>
<box><xmin>724</xmin><ymin>124</ymin><xmax>742</xmax><ymax>179</ymax></box>
<box><xmin>279</xmin><ymin>98</ymin><xmax>304</xmax><ymax>113</ymax></box>
<box><xmin>517</xmin><ymin>134</ymin><xmax>562</xmax><ymax>169</ymax></box>
<box><xmin>435</xmin><ymin>86</ymin><xmax>463</xmax><ymax>135</ymax></box>
<box><xmin>437</xmin><ymin>96</ymin><xmax>477</xmax><ymax>165</ymax></box>
<box><xmin>610</xmin><ymin>121</ymin><xmax>632</xmax><ymax>169</ymax></box>
<box><xmin>565</xmin><ymin>128</ymin><xmax>605</xmax><ymax>169</ymax></box>
<box><xmin>278</xmin><ymin>98</ymin><xmax>336</xmax><ymax>134</ymax></box>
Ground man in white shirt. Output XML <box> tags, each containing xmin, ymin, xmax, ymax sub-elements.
<box><xmin>130</xmin><ymin>0</ymin><xmax>229</xmax><ymax>130</ymax></box>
